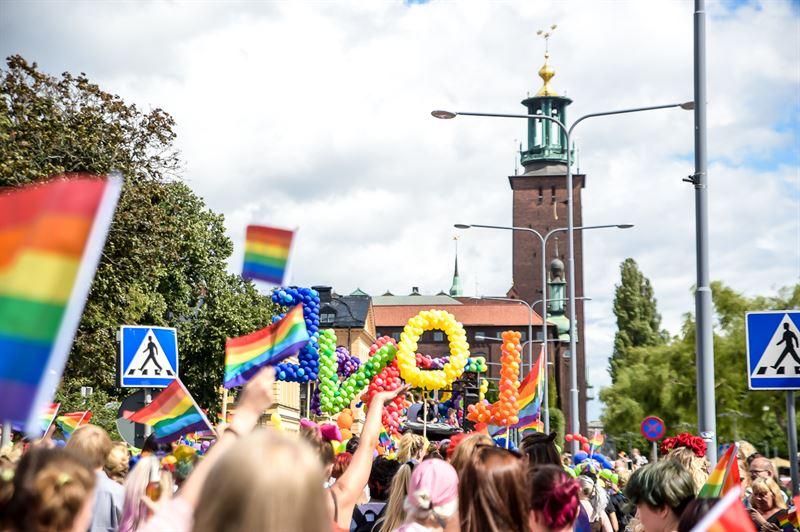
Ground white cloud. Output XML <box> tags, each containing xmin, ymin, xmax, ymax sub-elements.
<box><xmin>2</xmin><ymin>0</ymin><xmax>798</xmax><ymax>422</ymax></box>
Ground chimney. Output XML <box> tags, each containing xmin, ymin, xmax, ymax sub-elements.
<box><xmin>312</xmin><ymin>285</ymin><xmax>333</xmax><ymax>304</ymax></box>
<box><xmin>410</xmin><ymin>287</ymin><xmax>421</xmax><ymax>295</ymax></box>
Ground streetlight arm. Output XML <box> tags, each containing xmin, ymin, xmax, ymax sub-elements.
<box><xmin>568</xmin><ymin>103</ymin><xmax>690</xmax><ymax>135</ymax></box>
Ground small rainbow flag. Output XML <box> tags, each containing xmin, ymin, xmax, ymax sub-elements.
<box><xmin>125</xmin><ymin>379</ymin><xmax>213</xmax><ymax>443</ymax></box>
<box><xmin>224</xmin><ymin>304</ymin><xmax>309</xmax><ymax>388</ymax></box>
<box><xmin>698</xmin><ymin>443</ymin><xmax>740</xmax><ymax>498</ymax></box>
<box><xmin>0</xmin><ymin>177</ymin><xmax>121</xmax><ymax>437</ymax></box>
<box><xmin>39</xmin><ymin>402</ymin><xmax>60</xmax><ymax>435</ymax></box>
<box><xmin>489</xmin><ymin>346</ymin><xmax>545</xmax><ymax>436</ymax></box>
<box><xmin>590</xmin><ymin>429</ymin><xmax>605</xmax><ymax>451</ymax></box>
<box><xmin>56</xmin><ymin>410</ymin><xmax>92</xmax><ymax>437</ymax></box>
<box><xmin>689</xmin><ymin>487</ymin><xmax>754</xmax><ymax>532</ymax></box>
<box><xmin>241</xmin><ymin>225</ymin><xmax>294</xmax><ymax>285</ymax></box>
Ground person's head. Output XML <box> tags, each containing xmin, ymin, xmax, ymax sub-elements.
<box><xmin>300</xmin><ymin>423</ymin><xmax>335</xmax><ymax>478</ymax></box>
<box><xmin>632</xmin><ymin>448</ymin><xmax>641</xmax><ymax>455</ymax></box>
<box><xmin>193</xmin><ymin>430</ymin><xmax>328</xmax><ymax>531</ymax></box>
<box><xmin>404</xmin><ymin>459</ymin><xmax>459</xmax><ymax>528</ymax></box>
<box><xmin>346</xmin><ymin>436</ymin><xmax>360</xmax><ymax>455</ymax></box>
<box><xmin>331</xmin><ymin>452</ymin><xmax>352</xmax><ymax>480</ymax></box>
<box><xmin>750</xmin><ymin>476</ymin><xmax>786</xmax><ymax>513</ymax></box>
<box><xmin>447</xmin><ymin>408</ymin><xmax>456</xmax><ymax>418</ymax></box>
<box><xmin>398</xmin><ymin>432</ymin><xmax>426</xmax><ymax>463</ymax></box>
<box><xmin>65</xmin><ymin>424</ymin><xmax>112</xmax><ymax>470</ymax></box>
<box><xmin>3</xmin><ymin>447</ymin><xmax>96</xmax><ymax>532</ymax></box>
<box><xmin>458</xmin><ymin>445</ymin><xmax>528</xmax><ymax>532</ymax></box>
<box><xmin>748</xmin><ymin>456</ymin><xmax>776</xmax><ymax>481</ymax></box>
<box><xmin>368</xmin><ymin>457</ymin><xmax>400</xmax><ymax>502</ymax></box>
<box><xmin>624</xmin><ymin>461</ymin><xmax>695</xmax><ymax>532</ymax></box>
<box><xmin>665</xmin><ymin>446</ymin><xmax>708</xmax><ymax>494</ymax></box>
<box><xmin>381</xmin><ymin>462</ymin><xmax>413</xmax><ymax>532</ymax></box>
<box><xmin>104</xmin><ymin>442</ymin><xmax>130</xmax><ymax>484</ymax></box>
<box><xmin>120</xmin><ymin>455</ymin><xmax>174</xmax><ymax>532</ymax></box>
<box><xmin>141</xmin><ymin>433</ymin><xmax>172</xmax><ymax>456</ymax></box>
<box><xmin>521</xmin><ymin>431</ymin><xmax>561</xmax><ymax>469</ymax></box>
<box><xmin>578</xmin><ymin>475</ymin><xmax>609</xmax><ymax>520</ymax></box>
<box><xmin>448</xmin><ymin>433</ymin><xmax>493</xmax><ymax>474</ymax></box>
<box><xmin>676</xmin><ymin>498</ymin><xmax>719</xmax><ymax>532</ymax></box>
<box><xmin>528</xmin><ymin>464</ymin><xmax>581</xmax><ymax>532</ymax></box>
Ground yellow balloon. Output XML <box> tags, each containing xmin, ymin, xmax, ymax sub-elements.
<box><xmin>396</xmin><ymin>310</ymin><xmax>469</xmax><ymax>390</ymax></box>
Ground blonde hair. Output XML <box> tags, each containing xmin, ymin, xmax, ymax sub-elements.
<box><xmin>750</xmin><ymin>477</ymin><xmax>786</xmax><ymax>510</ymax></box>
<box><xmin>665</xmin><ymin>447</ymin><xmax>708</xmax><ymax>494</ymax></box>
<box><xmin>377</xmin><ymin>462</ymin><xmax>413</xmax><ymax>532</ymax></box>
<box><xmin>449</xmin><ymin>433</ymin><xmax>493</xmax><ymax>474</ymax></box>
<box><xmin>737</xmin><ymin>441</ymin><xmax>757</xmax><ymax>488</ymax></box>
<box><xmin>193</xmin><ymin>430</ymin><xmax>328</xmax><ymax>532</ymax></box>
<box><xmin>104</xmin><ymin>442</ymin><xmax>130</xmax><ymax>484</ymax></box>
<box><xmin>120</xmin><ymin>456</ymin><xmax>173</xmax><ymax>532</ymax></box>
<box><xmin>66</xmin><ymin>424</ymin><xmax>112</xmax><ymax>469</ymax></box>
<box><xmin>398</xmin><ymin>432</ymin><xmax>426</xmax><ymax>463</ymax></box>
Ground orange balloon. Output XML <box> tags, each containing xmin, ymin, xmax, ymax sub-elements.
<box><xmin>337</xmin><ymin>412</ymin><xmax>353</xmax><ymax>429</ymax></box>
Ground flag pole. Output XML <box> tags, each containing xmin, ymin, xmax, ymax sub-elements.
<box><xmin>221</xmin><ymin>387</ymin><xmax>228</xmax><ymax>427</ymax></box>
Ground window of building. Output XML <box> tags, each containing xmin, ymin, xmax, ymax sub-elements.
<box><xmin>433</xmin><ymin>331</ymin><xmax>444</xmax><ymax>342</ymax></box>
<box><xmin>474</xmin><ymin>331</ymin><xmax>486</xmax><ymax>341</ymax></box>
<box><xmin>551</xmin><ymin>186</ymin><xmax>557</xmax><ymax>204</ymax></box>
<box><xmin>537</xmin><ymin>186</ymin><xmax>543</xmax><ymax>205</ymax></box>
<box><xmin>319</xmin><ymin>306</ymin><xmax>336</xmax><ymax>326</ymax></box>
<box><xmin>519</xmin><ymin>331</ymin><xmax>527</xmax><ymax>342</ymax></box>
<box><xmin>391</xmin><ymin>332</ymin><xmax>401</xmax><ymax>342</ymax></box>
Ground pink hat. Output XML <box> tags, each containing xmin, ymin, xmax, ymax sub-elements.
<box><xmin>406</xmin><ymin>459</ymin><xmax>459</xmax><ymax>511</ymax></box>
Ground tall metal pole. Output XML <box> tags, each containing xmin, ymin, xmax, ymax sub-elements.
<box><xmin>539</xmin><ymin>241</ymin><xmax>550</xmax><ymax>434</ymax></box>
<box><xmin>143</xmin><ymin>388</ymin><xmax>153</xmax><ymax>438</ymax></box>
<box><xmin>565</xmin><ymin>130</ymin><xmax>581</xmax><ymax>455</ymax></box>
<box><xmin>693</xmin><ymin>0</ymin><xmax>717</xmax><ymax>466</ymax></box>
<box><xmin>787</xmin><ymin>391</ymin><xmax>799</xmax><ymax>496</ymax></box>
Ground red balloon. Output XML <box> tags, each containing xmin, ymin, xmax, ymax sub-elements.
<box><xmin>565</xmin><ymin>434</ymin><xmax>574</xmax><ymax>442</ymax></box>
<box><xmin>582</xmin><ymin>443</ymin><xmax>590</xmax><ymax>452</ymax></box>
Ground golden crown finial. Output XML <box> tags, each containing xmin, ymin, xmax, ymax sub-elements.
<box><xmin>535</xmin><ymin>24</ymin><xmax>558</xmax><ymax>97</ymax></box>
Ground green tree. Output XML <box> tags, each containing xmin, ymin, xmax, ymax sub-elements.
<box><xmin>609</xmin><ymin>258</ymin><xmax>667</xmax><ymax>382</ymax></box>
<box><xmin>0</xmin><ymin>56</ymin><xmax>277</xmax><ymax>413</ymax></box>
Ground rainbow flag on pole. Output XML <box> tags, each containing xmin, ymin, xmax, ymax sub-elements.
<box><xmin>0</xmin><ymin>176</ymin><xmax>121</xmax><ymax>437</ymax></box>
<box><xmin>698</xmin><ymin>443</ymin><xmax>740</xmax><ymax>498</ymax></box>
<box><xmin>125</xmin><ymin>379</ymin><xmax>213</xmax><ymax>443</ymax></box>
<box><xmin>689</xmin><ymin>487</ymin><xmax>754</xmax><ymax>531</ymax></box>
<box><xmin>224</xmin><ymin>304</ymin><xmax>309</xmax><ymax>388</ymax></box>
<box><xmin>56</xmin><ymin>410</ymin><xmax>92</xmax><ymax>437</ymax></box>
<box><xmin>241</xmin><ymin>225</ymin><xmax>294</xmax><ymax>285</ymax></box>
<box><xmin>39</xmin><ymin>402</ymin><xmax>60</xmax><ymax>435</ymax></box>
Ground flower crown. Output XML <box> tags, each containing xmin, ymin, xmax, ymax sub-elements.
<box><xmin>659</xmin><ymin>432</ymin><xmax>706</xmax><ymax>457</ymax></box>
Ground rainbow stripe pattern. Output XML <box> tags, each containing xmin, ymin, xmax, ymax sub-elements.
<box><xmin>690</xmin><ymin>487</ymin><xmax>754</xmax><ymax>532</ymax></box>
<box><xmin>39</xmin><ymin>402</ymin><xmax>60</xmax><ymax>434</ymax></box>
<box><xmin>0</xmin><ymin>177</ymin><xmax>121</xmax><ymax>436</ymax></box>
<box><xmin>56</xmin><ymin>410</ymin><xmax>92</xmax><ymax>437</ymax></box>
<box><xmin>514</xmin><ymin>345</ymin><xmax>546</xmax><ymax>433</ymax></box>
<box><xmin>698</xmin><ymin>443</ymin><xmax>740</xmax><ymax>498</ymax></box>
<box><xmin>224</xmin><ymin>304</ymin><xmax>309</xmax><ymax>388</ymax></box>
<box><xmin>241</xmin><ymin>225</ymin><xmax>294</xmax><ymax>285</ymax></box>
<box><xmin>126</xmin><ymin>379</ymin><xmax>212</xmax><ymax>443</ymax></box>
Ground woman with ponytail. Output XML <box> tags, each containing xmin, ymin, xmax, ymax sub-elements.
<box><xmin>528</xmin><ymin>465</ymin><xmax>582</xmax><ymax>532</ymax></box>
<box><xmin>396</xmin><ymin>459</ymin><xmax>459</xmax><ymax>532</ymax></box>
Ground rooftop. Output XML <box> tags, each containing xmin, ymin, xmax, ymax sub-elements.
<box><xmin>373</xmin><ymin>301</ymin><xmax>543</xmax><ymax>327</ymax></box>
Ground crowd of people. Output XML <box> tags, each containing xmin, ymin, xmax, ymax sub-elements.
<box><xmin>0</xmin><ymin>367</ymin><xmax>797</xmax><ymax>532</ymax></box>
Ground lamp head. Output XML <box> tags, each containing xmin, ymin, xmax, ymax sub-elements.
<box><xmin>679</xmin><ymin>101</ymin><xmax>695</xmax><ymax>110</ymax></box>
<box><xmin>454</xmin><ymin>224</ymin><xmax>471</xmax><ymax>229</ymax></box>
<box><xmin>616</xmin><ymin>223</ymin><xmax>634</xmax><ymax>229</ymax></box>
<box><xmin>432</xmin><ymin>110</ymin><xmax>457</xmax><ymax>119</ymax></box>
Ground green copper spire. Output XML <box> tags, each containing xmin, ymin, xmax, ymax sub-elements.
<box><xmin>449</xmin><ymin>236</ymin><xmax>463</xmax><ymax>296</ymax></box>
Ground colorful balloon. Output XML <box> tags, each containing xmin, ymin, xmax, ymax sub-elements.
<box><xmin>396</xmin><ymin>310</ymin><xmax>469</xmax><ymax>390</ymax></box>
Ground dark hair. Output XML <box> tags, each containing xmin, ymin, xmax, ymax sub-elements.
<box><xmin>141</xmin><ymin>433</ymin><xmax>172</xmax><ymax>455</ymax></box>
<box><xmin>625</xmin><ymin>461</ymin><xmax>695</xmax><ymax>517</ymax></box>
<box><xmin>521</xmin><ymin>431</ymin><xmax>561</xmax><ymax>469</ymax></box>
<box><xmin>677</xmin><ymin>498</ymin><xmax>719</xmax><ymax>532</ymax></box>
<box><xmin>424</xmin><ymin>450</ymin><xmax>444</xmax><ymax>461</ymax></box>
<box><xmin>459</xmin><ymin>445</ymin><xmax>528</xmax><ymax>532</ymax></box>
<box><xmin>346</xmin><ymin>436</ymin><xmax>360</xmax><ymax>455</ymax></box>
<box><xmin>529</xmin><ymin>465</ymin><xmax>581</xmax><ymax>530</ymax></box>
<box><xmin>368</xmin><ymin>457</ymin><xmax>400</xmax><ymax>501</ymax></box>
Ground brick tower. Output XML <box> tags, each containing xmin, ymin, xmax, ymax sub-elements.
<box><xmin>506</xmin><ymin>42</ymin><xmax>588</xmax><ymax>433</ymax></box>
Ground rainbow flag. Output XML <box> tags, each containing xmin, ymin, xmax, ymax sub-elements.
<box><xmin>689</xmin><ymin>487</ymin><xmax>754</xmax><ymax>531</ymax></box>
<box><xmin>224</xmin><ymin>304</ymin><xmax>309</xmax><ymax>388</ymax></box>
<box><xmin>39</xmin><ymin>402</ymin><xmax>60</xmax><ymax>435</ymax></box>
<box><xmin>590</xmin><ymin>429</ymin><xmax>605</xmax><ymax>452</ymax></box>
<box><xmin>241</xmin><ymin>225</ymin><xmax>294</xmax><ymax>285</ymax></box>
<box><xmin>56</xmin><ymin>410</ymin><xmax>92</xmax><ymax>437</ymax></box>
<box><xmin>0</xmin><ymin>177</ymin><xmax>121</xmax><ymax>437</ymax></box>
<box><xmin>698</xmin><ymin>443</ymin><xmax>740</xmax><ymax>498</ymax></box>
<box><xmin>489</xmin><ymin>346</ymin><xmax>545</xmax><ymax>436</ymax></box>
<box><xmin>125</xmin><ymin>379</ymin><xmax>212</xmax><ymax>443</ymax></box>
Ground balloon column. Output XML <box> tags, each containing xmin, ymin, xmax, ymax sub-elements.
<box><xmin>396</xmin><ymin>310</ymin><xmax>469</xmax><ymax>390</ymax></box>
<box><xmin>271</xmin><ymin>287</ymin><xmax>320</xmax><ymax>382</ymax></box>
<box><xmin>318</xmin><ymin>330</ymin><xmax>397</xmax><ymax>415</ymax></box>
<box><xmin>565</xmin><ymin>433</ymin><xmax>591</xmax><ymax>453</ymax></box>
<box><xmin>310</xmin><ymin>346</ymin><xmax>362</xmax><ymax>415</ymax></box>
<box><xmin>337</xmin><ymin>408</ymin><xmax>354</xmax><ymax>441</ymax></box>
<box><xmin>467</xmin><ymin>331</ymin><xmax>522</xmax><ymax>427</ymax></box>
<box><xmin>363</xmin><ymin>337</ymin><xmax>406</xmax><ymax>435</ymax></box>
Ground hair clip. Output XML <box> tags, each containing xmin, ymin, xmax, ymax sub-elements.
<box><xmin>56</xmin><ymin>473</ymin><xmax>71</xmax><ymax>486</ymax></box>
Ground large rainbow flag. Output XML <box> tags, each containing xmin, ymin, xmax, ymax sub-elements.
<box><xmin>689</xmin><ymin>487</ymin><xmax>754</xmax><ymax>531</ymax></box>
<box><xmin>224</xmin><ymin>304</ymin><xmax>309</xmax><ymax>388</ymax></box>
<box><xmin>241</xmin><ymin>225</ymin><xmax>294</xmax><ymax>285</ymax></box>
<box><xmin>56</xmin><ymin>410</ymin><xmax>92</xmax><ymax>437</ymax></box>
<box><xmin>0</xmin><ymin>177</ymin><xmax>121</xmax><ymax>436</ymax></box>
<box><xmin>698</xmin><ymin>443</ymin><xmax>740</xmax><ymax>498</ymax></box>
<box><xmin>490</xmin><ymin>346</ymin><xmax>545</xmax><ymax>436</ymax></box>
<box><xmin>125</xmin><ymin>379</ymin><xmax>213</xmax><ymax>443</ymax></box>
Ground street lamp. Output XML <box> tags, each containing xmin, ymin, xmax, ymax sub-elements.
<box><xmin>440</xmin><ymin>102</ymin><xmax>691</xmax><ymax>455</ymax></box>
<box><xmin>459</xmin><ymin>223</ymin><xmax>628</xmax><ymax>435</ymax></box>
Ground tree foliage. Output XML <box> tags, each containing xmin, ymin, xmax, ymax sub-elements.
<box><xmin>0</xmin><ymin>56</ymin><xmax>277</xmax><ymax>412</ymax></box>
<box><xmin>609</xmin><ymin>258</ymin><xmax>667</xmax><ymax>382</ymax></box>
<box><xmin>601</xmin><ymin>281</ymin><xmax>799</xmax><ymax>455</ymax></box>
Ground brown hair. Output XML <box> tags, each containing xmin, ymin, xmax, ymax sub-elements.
<box><xmin>299</xmin><ymin>424</ymin><xmax>335</xmax><ymax>467</ymax></box>
<box><xmin>378</xmin><ymin>462</ymin><xmax>413</xmax><ymax>532</ymax></box>
<box><xmin>66</xmin><ymin>424</ymin><xmax>112</xmax><ymax>469</ymax></box>
<box><xmin>3</xmin><ymin>447</ymin><xmax>96</xmax><ymax>532</ymax></box>
<box><xmin>458</xmin><ymin>445</ymin><xmax>528</xmax><ymax>532</ymax></box>
<box><xmin>449</xmin><ymin>433</ymin><xmax>493</xmax><ymax>474</ymax></box>
<box><xmin>193</xmin><ymin>430</ymin><xmax>328</xmax><ymax>532</ymax></box>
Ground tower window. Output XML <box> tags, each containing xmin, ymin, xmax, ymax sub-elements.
<box><xmin>537</xmin><ymin>186</ymin><xmax>543</xmax><ymax>205</ymax></box>
<box><xmin>551</xmin><ymin>186</ymin><xmax>557</xmax><ymax>204</ymax></box>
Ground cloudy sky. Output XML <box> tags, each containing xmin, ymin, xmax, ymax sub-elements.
<box><xmin>2</xmin><ymin>0</ymin><xmax>798</xmax><ymax>420</ymax></box>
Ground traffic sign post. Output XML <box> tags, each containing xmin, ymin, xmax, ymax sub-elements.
<box><xmin>745</xmin><ymin>311</ymin><xmax>800</xmax><ymax>496</ymax></box>
<box><xmin>641</xmin><ymin>416</ymin><xmax>666</xmax><ymax>464</ymax></box>
<box><xmin>119</xmin><ymin>326</ymin><xmax>179</xmax><ymax>388</ymax></box>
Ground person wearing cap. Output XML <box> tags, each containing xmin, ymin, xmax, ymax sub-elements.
<box><xmin>396</xmin><ymin>458</ymin><xmax>459</xmax><ymax>532</ymax></box>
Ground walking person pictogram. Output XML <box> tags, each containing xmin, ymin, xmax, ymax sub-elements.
<box><xmin>772</xmin><ymin>323</ymin><xmax>800</xmax><ymax>374</ymax></box>
<box><xmin>137</xmin><ymin>335</ymin><xmax>163</xmax><ymax>375</ymax></box>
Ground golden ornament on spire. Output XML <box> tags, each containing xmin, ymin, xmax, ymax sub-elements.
<box><xmin>535</xmin><ymin>24</ymin><xmax>558</xmax><ymax>97</ymax></box>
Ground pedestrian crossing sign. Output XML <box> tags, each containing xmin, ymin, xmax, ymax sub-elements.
<box><xmin>745</xmin><ymin>311</ymin><xmax>800</xmax><ymax>390</ymax></box>
<box><xmin>119</xmin><ymin>326</ymin><xmax>179</xmax><ymax>388</ymax></box>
